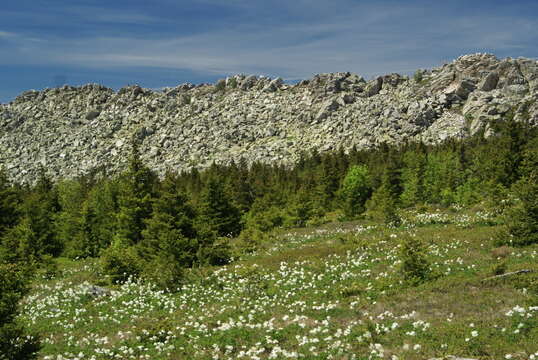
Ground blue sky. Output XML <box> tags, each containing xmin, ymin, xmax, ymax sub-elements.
<box><xmin>1</xmin><ymin>0</ymin><xmax>537</xmax><ymax>103</ymax></box>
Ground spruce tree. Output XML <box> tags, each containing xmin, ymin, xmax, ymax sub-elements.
<box><xmin>186</xmin><ymin>167</ymin><xmax>203</xmax><ymax>202</ymax></box>
<box><xmin>54</xmin><ymin>180</ymin><xmax>86</xmax><ymax>258</ymax></box>
<box><xmin>84</xmin><ymin>180</ymin><xmax>120</xmax><ymax>252</ymax></box>
<box><xmin>75</xmin><ymin>200</ymin><xmax>101</xmax><ymax>258</ymax></box>
<box><xmin>0</xmin><ymin>218</ymin><xmax>39</xmax><ymax>264</ymax></box>
<box><xmin>102</xmin><ymin>143</ymin><xmax>155</xmax><ymax>283</ymax></box>
<box><xmin>317</xmin><ymin>156</ymin><xmax>340</xmax><ymax>209</ymax></box>
<box><xmin>229</xmin><ymin>158</ymin><xmax>254</xmax><ymax>215</ymax></box>
<box><xmin>335</xmin><ymin>147</ymin><xmax>350</xmax><ymax>178</ymax></box>
<box><xmin>286</xmin><ymin>187</ymin><xmax>314</xmax><ymax>227</ymax></box>
<box><xmin>423</xmin><ymin>150</ymin><xmax>462</xmax><ymax>205</ymax></box>
<box><xmin>140</xmin><ymin>175</ymin><xmax>197</xmax><ymax>260</ymax></box>
<box><xmin>113</xmin><ymin>142</ymin><xmax>156</xmax><ymax>247</ymax></box>
<box><xmin>338</xmin><ymin>165</ymin><xmax>372</xmax><ymax>218</ymax></box>
<box><xmin>244</xmin><ymin>193</ymin><xmax>285</xmax><ymax>232</ymax></box>
<box><xmin>139</xmin><ymin>176</ymin><xmax>199</xmax><ymax>287</ymax></box>
<box><xmin>504</xmin><ymin>137</ymin><xmax>538</xmax><ymax>246</ymax></box>
<box><xmin>0</xmin><ymin>263</ymin><xmax>40</xmax><ymax>359</ymax></box>
<box><xmin>400</xmin><ymin>147</ymin><xmax>426</xmax><ymax>207</ymax></box>
<box><xmin>366</xmin><ymin>147</ymin><xmax>402</xmax><ymax>226</ymax></box>
<box><xmin>1</xmin><ymin>170</ymin><xmax>63</xmax><ymax>263</ymax></box>
<box><xmin>198</xmin><ymin>176</ymin><xmax>241</xmax><ymax>237</ymax></box>
<box><xmin>20</xmin><ymin>171</ymin><xmax>62</xmax><ymax>257</ymax></box>
<box><xmin>399</xmin><ymin>235</ymin><xmax>431</xmax><ymax>284</ymax></box>
<box><xmin>0</xmin><ymin>169</ymin><xmax>20</xmax><ymax>238</ymax></box>
<box><xmin>368</xmin><ymin>166</ymin><xmax>401</xmax><ymax>226</ymax></box>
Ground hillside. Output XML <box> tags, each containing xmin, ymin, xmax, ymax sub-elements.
<box><xmin>1</xmin><ymin>53</ymin><xmax>537</xmax><ymax>183</ymax></box>
<box><xmin>2</xmin><ymin>53</ymin><xmax>538</xmax><ymax>359</ymax></box>
<box><xmin>21</xmin><ymin>211</ymin><xmax>538</xmax><ymax>360</ymax></box>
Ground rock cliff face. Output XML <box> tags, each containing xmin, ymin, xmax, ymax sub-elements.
<box><xmin>1</xmin><ymin>53</ymin><xmax>537</xmax><ymax>183</ymax></box>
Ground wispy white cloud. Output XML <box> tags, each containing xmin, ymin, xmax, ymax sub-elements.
<box><xmin>0</xmin><ymin>2</ymin><xmax>537</xmax><ymax>83</ymax></box>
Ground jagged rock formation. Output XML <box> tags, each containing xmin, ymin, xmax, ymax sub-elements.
<box><xmin>1</xmin><ymin>53</ymin><xmax>537</xmax><ymax>183</ymax></box>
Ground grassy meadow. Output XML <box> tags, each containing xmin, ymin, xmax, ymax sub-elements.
<box><xmin>19</xmin><ymin>208</ymin><xmax>538</xmax><ymax>360</ymax></box>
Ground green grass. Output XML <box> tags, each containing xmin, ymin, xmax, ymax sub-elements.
<box><xmin>19</xmin><ymin>210</ymin><xmax>538</xmax><ymax>359</ymax></box>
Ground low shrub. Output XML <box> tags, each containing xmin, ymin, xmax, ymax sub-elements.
<box><xmin>198</xmin><ymin>237</ymin><xmax>231</xmax><ymax>266</ymax></box>
<box><xmin>100</xmin><ymin>245</ymin><xmax>141</xmax><ymax>284</ymax></box>
<box><xmin>140</xmin><ymin>255</ymin><xmax>184</xmax><ymax>291</ymax></box>
<box><xmin>399</xmin><ymin>235</ymin><xmax>431</xmax><ymax>285</ymax></box>
<box><xmin>234</xmin><ymin>228</ymin><xmax>268</xmax><ymax>255</ymax></box>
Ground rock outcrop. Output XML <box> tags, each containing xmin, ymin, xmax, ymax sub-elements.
<box><xmin>1</xmin><ymin>53</ymin><xmax>537</xmax><ymax>183</ymax></box>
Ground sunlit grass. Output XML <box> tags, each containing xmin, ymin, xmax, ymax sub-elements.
<box><xmin>20</xmin><ymin>209</ymin><xmax>538</xmax><ymax>359</ymax></box>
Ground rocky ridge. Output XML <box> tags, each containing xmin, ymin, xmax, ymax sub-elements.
<box><xmin>1</xmin><ymin>53</ymin><xmax>537</xmax><ymax>183</ymax></box>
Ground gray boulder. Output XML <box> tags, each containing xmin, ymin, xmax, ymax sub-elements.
<box><xmin>366</xmin><ymin>77</ymin><xmax>383</xmax><ymax>97</ymax></box>
<box><xmin>381</xmin><ymin>73</ymin><xmax>405</xmax><ymax>87</ymax></box>
<box><xmin>315</xmin><ymin>99</ymin><xmax>340</xmax><ymax>121</ymax></box>
<box><xmin>82</xmin><ymin>284</ymin><xmax>112</xmax><ymax>298</ymax></box>
<box><xmin>263</xmin><ymin>78</ymin><xmax>283</xmax><ymax>93</ymax></box>
<box><xmin>444</xmin><ymin>79</ymin><xmax>476</xmax><ymax>100</ymax></box>
<box><xmin>478</xmin><ymin>72</ymin><xmax>499</xmax><ymax>91</ymax></box>
<box><xmin>240</xmin><ymin>75</ymin><xmax>258</xmax><ymax>90</ymax></box>
<box><xmin>85</xmin><ymin>110</ymin><xmax>100</xmax><ymax>121</ymax></box>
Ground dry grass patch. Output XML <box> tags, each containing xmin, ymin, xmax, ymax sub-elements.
<box><xmin>492</xmin><ymin>245</ymin><xmax>512</xmax><ymax>259</ymax></box>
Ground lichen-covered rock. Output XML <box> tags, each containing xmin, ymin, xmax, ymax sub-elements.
<box><xmin>478</xmin><ymin>71</ymin><xmax>499</xmax><ymax>91</ymax></box>
<box><xmin>0</xmin><ymin>53</ymin><xmax>536</xmax><ymax>183</ymax></box>
<box><xmin>240</xmin><ymin>75</ymin><xmax>258</xmax><ymax>90</ymax></box>
<box><xmin>381</xmin><ymin>73</ymin><xmax>405</xmax><ymax>87</ymax></box>
<box><xmin>444</xmin><ymin>79</ymin><xmax>476</xmax><ymax>100</ymax></box>
<box><xmin>81</xmin><ymin>284</ymin><xmax>113</xmax><ymax>298</ymax></box>
<box><xmin>366</xmin><ymin>77</ymin><xmax>383</xmax><ymax>97</ymax></box>
<box><xmin>263</xmin><ymin>77</ymin><xmax>283</xmax><ymax>93</ymax></box>
<box><xmin>315</xmin><ymin>99</ymin><xmax>340</xmax><ymax>122</ymax></box>
<box><xmin>85</xmin><ymin>110</ymin><xmax>101</xmax><ymax>120</ymax></box>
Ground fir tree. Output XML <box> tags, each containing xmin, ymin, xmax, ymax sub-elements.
<box><xmin>84</xmin><ymin>180</ymin><xmax>120</xmax><ymax>252</ymax></box>
<box><xmin>229</xmin><ymin>158</ymin><xmax>254</xmax><ymax>215</ymax></box>
<box><xmin>504</xmin><ymin>137</ymin><xmax>538</xmax><ymax>246</ymax></box>
<box><xmin>368</xmin><ymin>167</ymin><xmax>401</xmax><ymax>226</ymax></box>
<box><xmin>399</xmin><ymin>236</ymin><xmax>431</xmax><ymax>284</ymax></box>
<box><xmin>77</xmin><ymin>201</ymin><xmax>100</xmax><ymax>258</ymax></box>
<box><xmin>137</xmin><ymin>176</ymin><xmax>199</xmax><ymax>288</ymax></box>
<box><xmin>0</xmin><ymin>169</ymin><xmax>20</xmax><ymax>238</ymax></box>
<box><xmin>113</xmin><ymin>142</ymin><xmax>156</xmax><ymax>247</ymax></box>
<box><xmin>19</xmin><ymin>171</ymin><xmax>62</xmax><ymax>257</ymax></box>
<box><xmin>54</xmin><ymin>180</ymin><xmax>86</xmax><ymax>258</ymax></box>
<box><xmin>317</xmin><ymin>155</ymin><xmax>340</xmax><ymax>209</ymax></box>
<box><xmin>0</xmin><ymin>263</ymin><xmax>40</xmax><ymax>359</ymax></box>
<box><xmin>338</xmin><ymin>165</ymin><xmax>372</xmax><ymax>218</ymax></box>
<box><xmin>286</xmin><ymin>187</ymin><xmax>315</xmax><ymax>227</ymax></box>
<box><xmin>0</xmin><ymin>218</ymin><xmax>39</xmax><ymax>264</ymax></box>
<box><xmin>140</xmin><ymin>175</ymin><xmax>197</xmax><ymax>263</ymax></box>
<box><xmin>198</xmin><ymin>176</ymin><xmax>241</xmax><ymax>237</ymax></box>
<box><xmin>400</xmin><ymin>146</ymin><xmax>426</xmax><ymax>207</ymax></box>
<box><xmin>423</xmin><ymin>150</ymin><xmax>462</xmax><ymax>205</ymax></box>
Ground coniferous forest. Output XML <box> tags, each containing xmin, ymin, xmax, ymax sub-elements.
<box><xmin>1</xmin><ymin>121</ymin><xmax>538</xmax><ymax>359</ymax></box>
